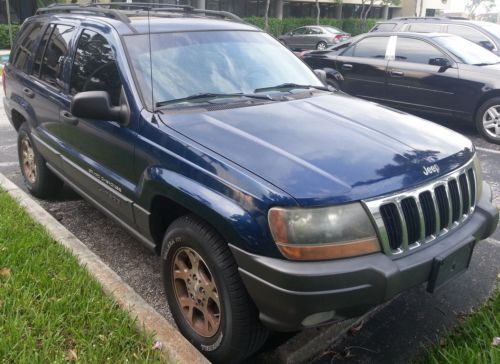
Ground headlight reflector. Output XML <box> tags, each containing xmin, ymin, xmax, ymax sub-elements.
<box><xmin>268</xmin><ymin>203</ymin><xmax>380</xmax><ymax>260</ymax></box>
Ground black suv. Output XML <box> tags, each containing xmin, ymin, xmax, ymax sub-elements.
<box><xmin>371</xmin><ymin>17</ymin><xmax>500</xmax><ymax>55</ymax></box>
<box><xmin>2</xmin><ymin>3</ymin><xmax>498</xmax><ymax>363</ymax></box>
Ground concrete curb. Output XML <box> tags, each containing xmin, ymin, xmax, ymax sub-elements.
<box><xmin>0</xmin><ymin>173</ymin><xmax>209</xmax><ymax>364</ymax></box>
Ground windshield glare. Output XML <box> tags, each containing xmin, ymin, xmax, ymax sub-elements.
<box><xmin>433</xmin><ymin>35</ymin><xmax>500</xmax><ymax>65</ymax></box>
<box><xmin>125</xmin><ymin>31</ymin><xmax>323</xmax><ymax>108</ymax></box>
<box><xmin>474</xmin><ymin>21</ymin><xmax>500</xmax><ymax>38</ymax></box>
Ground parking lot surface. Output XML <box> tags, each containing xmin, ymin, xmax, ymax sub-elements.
<box><xmin>1</xmin><ymin>102</ymin><xmax>498</xmax><ymax>363</ymax></box>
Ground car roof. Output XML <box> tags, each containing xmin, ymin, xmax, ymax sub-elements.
<box><xmin>361</xmin><ymin>31</ymin><xmax>452</xmax><ymax>38</ymax></box>
<box><xmin>29</xmin><ymin>11</ymin><xmax>259</xmax><ymax>36</ymax></box>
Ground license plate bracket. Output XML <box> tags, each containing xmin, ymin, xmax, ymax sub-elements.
<box><xmin>427</xmin><ymin>239</ymin><xmax>475</xmax><ymax>293</ymax></box>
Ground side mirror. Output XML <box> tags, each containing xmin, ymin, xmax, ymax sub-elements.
<box><xmin>71</xmin><ymin>91</ymin><xmax>128</xmax><ymax>124</ymax></box>
<box><xmin>480</xmin><ymin>40</ymin><xmax>495</xmax><ymax>51</ymax></box>
<box><xmin>429</xmin><ymin>57</ymin><xmax>451</xmax><ymax>69</ymax></box>
<box><xmin>288</xmin><ymin>32</ymin><xmax>294</xmax><ymax>36</ymax></box>
<box><xmin>314</xmin><ymin>69</ymin><xmax>328</xmax><ymax>85</ymax></box>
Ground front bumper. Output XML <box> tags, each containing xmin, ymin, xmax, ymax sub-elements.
<box><xmin>230</xmin><ymin>182</ymin><xmax>498</xmax><ymax>332</ymax></box>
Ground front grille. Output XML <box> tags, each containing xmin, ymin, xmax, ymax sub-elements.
<box><xmin>364</xmin><ymin>159</ymin><xmax>478</xmax><ymax>258</ymax></box>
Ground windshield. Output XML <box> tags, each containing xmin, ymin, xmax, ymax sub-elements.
<box><xmin>474</xmin><ymin>21</ymin><xmax>500</xmax><ymax>38</ymax></box>
<box><xmin>433</xmin><ymin>35</ymin><xmax>500</xmax><ymax>65</ymax></box>
<box><xmin>124</xmin><ymin>30</ymin><xmax>323</xmax><ymax>109</ymax></box>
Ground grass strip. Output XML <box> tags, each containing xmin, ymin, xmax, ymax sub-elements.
<box><xmin>420</xmin><ymin>287</ymin><xmax>499</xmax><ymax>364</ymax></box>
<box><xmin>0</xmin><ymin>189</ymin><xmax>162</xmax><ymax>363</ymax></box>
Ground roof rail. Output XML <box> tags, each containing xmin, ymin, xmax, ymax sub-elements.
<box><xmin>37</xmin><ymin>2</ymin><xmax>243</xmax><ymax>23</ymax></box>
<box><xmin>391</xmin><ymin>16</ymin><xmax>448</xmax><ymax>21</ymax></box>
<box><xmin>36</xmin><ymin>5</ymin><xmax>131</xmax><ymax>23</ymax></box>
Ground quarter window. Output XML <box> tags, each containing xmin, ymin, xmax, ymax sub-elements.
<box><xmin>348</xmin><ymin>37</ymin><xmax>389</xmax><ymax>59</ymax></box>
<box><xmin>395</xmin><ymin>38</ymin><xmax>445</xmax><ymax>64</ymax></box>
<box><xmin>39</xmin><ymin>25</ymin><xmax>75</xmax><ymax>89</ymax></box>
<box><xmin>70</xmin><ymin>30</ymin><xmax>122</xmax><ymax>106</ymax></box>
<box><xmin>11</xmin><ymin>22</ymin><xmax>44</xmax><ymax>72</ymax></box>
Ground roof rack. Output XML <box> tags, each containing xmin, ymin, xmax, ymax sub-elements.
<box><xmin>36</xmin><ymin>2</ymin><xmax>243</xmax><ymax>24</ymax></box>
<box><xmin>391</xmin><ymin>17</ymin><xmax>448</xmax><ymax>21</ymax></box>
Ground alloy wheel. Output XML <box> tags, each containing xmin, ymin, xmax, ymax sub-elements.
<box><xmin>172</xmin><ymin>247</ymin><xmax>221</xmax><ymax>337</ymax></box>
<box><xmin>482</xmin><ymin>105</ymin><xmax>500</xmax><ymax>139</ymax></box>
<box><xmin>21</xmin><ymin>137</ymin><xmax>37</xmax><ymax>184</ymax></box>
<box><xmin>317</xmin><ymin>42</ymin><xmax>327</xmax><ymax>50</ymax></box>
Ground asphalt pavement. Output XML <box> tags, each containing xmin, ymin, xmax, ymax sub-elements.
<box><xmin>0</xmin><ymin>102</ymin><xmax>499</xmax><ymax>363</ymax></box>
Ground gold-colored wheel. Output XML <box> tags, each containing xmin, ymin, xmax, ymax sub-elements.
<box><xmin>20</xmin><ymin>136</ymin><xmax>37</xmax><ymax>184</ymax></box>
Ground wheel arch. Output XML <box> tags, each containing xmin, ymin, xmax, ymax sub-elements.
<box><xmin>474</xmin><ymin>90</ymin><xmax>500</xmax><ymax>120</ymax></box>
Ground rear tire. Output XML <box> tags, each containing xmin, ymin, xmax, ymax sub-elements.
<box><xmin>161</xmin><ymin>215</ymin><xmax>269</xmax><ymax>363</ymax></box>
<box><xmin>316</xmin><ymin>41</ymin><xmax>327</xmax><ymax>50</ymax></box>
<box><xmin>476</xmin><ymin>97</ymin><xmax>500</xmax><ymax>144</ymax></box>
<box><xmin>17</xmin><ymin>122</ymin><xmax>63</xmax><ymax>198</ymax></box>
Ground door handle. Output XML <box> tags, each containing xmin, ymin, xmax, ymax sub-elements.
<box><xmin>342</xmin><ymin>64</ymin><xmax>353</xmax><ymax>70</ymax></box>
<box><xmin>60</xmin><ymin>110</ymin><xmax>78</xmax><ymax>125</ymax></box>
<box><xmin>390</xmin><ymin>70</ymin><xmax>404</xmax><ymax>77</ymax></box>
<box><xmin>22</xmin><ymin>87</ymin><xmax>35</xmax><ymax>99</ymax></box>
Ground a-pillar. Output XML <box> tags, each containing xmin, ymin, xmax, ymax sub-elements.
<box><xmin>275</xmin><ymin>0</ymin><xmax>284</xmax><ymax>20</ymax></box>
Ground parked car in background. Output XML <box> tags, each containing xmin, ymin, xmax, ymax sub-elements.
<box><xmin>0</xmin><ymin>50</ymin><xmax>9</xmax><ymax>75</ymax></box>
<box><xmin>370</xmin><ymin>17</ymin><xmax>500</xmax><ymax>55</ymax></box>
<box><xmin>279</xmin><ymin>25</ymin><xmax>350</xmax><ymax>50</ymax></box>
<box><xmin>302</xmin><ymin>32</ymin><xmax>500</xmax><ymax>144</ymax></box>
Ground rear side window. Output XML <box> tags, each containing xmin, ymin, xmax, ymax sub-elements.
<box><xmin>395</xmin><ymin>38</ymin><xmax>445</xmax><ymax>64</ymax></box>
<box><xmin>347</xmin><ymin>37</ymin><xmax>389</xmax><ymax>59</ymax></box>
<box><xmin>70</xmin><ymin>30</ymin><xmax>122</xmax><ymax>106</ymax></box>
<box><xmin>406</xmin><ymin>23</ymin><xmax>442</xmax><ymax>33</ymax></box>
<box><xmin>33</xmin><ymin>24</ymin><xmax>54</xmax><ymax>76</ymax></box>
<box><xmin>39</xmin><ymin>25</ymin><xmax>75</xmax><ymax>89</ymax></box>
<box><xmin>371</xmin><ymin>23</ymin><xmax>396</xmax><ymax>32</ymax></box>
<box><xmin>11</xmin><ymin>22</ymin><xmax>44</xmax><ymax>72</ymax></box>
<box><xmin>447</xmin><ymin>25</ymin><xmax>491</xmax><ymax>46</ymax></box>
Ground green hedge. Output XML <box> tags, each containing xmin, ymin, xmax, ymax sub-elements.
<box><xmin>0</xmin><ymin>24</ymin><xmax>20</xmax><ymax>50</ymax></box>
<box><xmin>244</xmin><ymin>17</ymin><xmax>379</xmax><ymax>37</ymax></box>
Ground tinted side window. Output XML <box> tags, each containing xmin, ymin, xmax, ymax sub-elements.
<box><xmin>12</xmin><ymin>22</ymin><xmax>44</xmax><ymax>72</ymax></box>
<box><xmin>395</xmin><ymin>38</ymin><xmax>445</xmax><ymax>64</ymax></box>
<box><xmin>351</xmin><ymin>37</ymin><xmax>389</xmax><ymax>59</ymax></box>
<box><xmin>407</xmin><ymin>23</ymin><xmax>442</xmax><ymax>32</ymax></box>
<box><xmin>39</xmin><ymin>25</ymin><xmax>75</xmax><ymax>88</ymax></box>
<box><xmin>371</xmin><ymin>23</ymin><xmax>396</xmax><ymax>32</ymax></box>
<box><xmin>447</xmin><ymin>25</ymin><xmax>490</xmax><ymax>45</ymax></box>
<box><xmin>33</xmin><ymin>24</ymin><xmax>54</xmax><ymax>76</ymax></box>
<box><xmin>70</xmin><ymin>30</ymin><xmax>122</xmax><ymax>106</ymax></box>
<box><xmin>293</xmin><ymin>28</ymin><xmax>307</xmax><ymax>35</ymax></box>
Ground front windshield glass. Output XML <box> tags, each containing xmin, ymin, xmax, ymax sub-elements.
<box><xmin>124</xmin><ymin>31</ymin><xmax>323</xmax><ymax>109</ymax></box>
<box><xmin>474</xmin><ymin>21</ymin><xmax>500</xmax><ymax>38</ymax></box>
<box><xmin>433</xmin><ymin>35</ymin><xmax>500</xmax><ymax>65</ymax></box>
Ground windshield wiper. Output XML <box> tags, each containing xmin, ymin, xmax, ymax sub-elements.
<box><xmin>254</xmin><ymin>83</ymin><xmax>331</xmax><ymax>93</ymax></box>
<box><xmin>156</xmin><ymin>92</ymin><xmax>274</xmax><ymax>108</ymax></box>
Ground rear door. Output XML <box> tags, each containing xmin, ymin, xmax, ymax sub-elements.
<box><xmin>385</xmin><ymin>36</ymin><xmax>461</xmax><ymax>117</ymax></box>
<box><xmin>335</xmin><ymin>35</ymin><xmax>390</xmax><ymax>101</ymax></box>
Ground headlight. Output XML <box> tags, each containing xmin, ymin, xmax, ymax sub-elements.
<box><xmin>268</xmin><ymin>203</ymin><xmax>380</xmax><ymax>261</ymax></box>
<box><xmin>473</xmin><ymin>154</ymin><xmax>483</xmax><ymax>199</ymax></box>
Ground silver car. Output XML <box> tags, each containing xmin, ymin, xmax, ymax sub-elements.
<box><xmin>279</xmin><ymin>25</ymin><xmax>351</xmax><ymax>51</ymax></box>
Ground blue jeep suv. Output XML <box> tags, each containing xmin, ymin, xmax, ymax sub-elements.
<box><xmin>2</xmin><ymin>3</ymin><xmax>498</xmax><ymax>362</ymax></box>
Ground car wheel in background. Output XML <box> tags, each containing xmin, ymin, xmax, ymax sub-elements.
<box><xmin>17</xmin><ymin>123</ymin><xmax>63</xmax><ymax>198</ymax></box>
<box><xmin>316</xmin><ymin>41</ymin><xmax>327</xmax><ymax>50</ymax></box>
<box><xmin>476</xmin><ymin>97</ymin><xmax>500</xmax><ymax>144</ymax></box>
<box><xmin>161</xmin><ymin>215</ymin><xmax>269</xmax><ymax>363</ymax></box>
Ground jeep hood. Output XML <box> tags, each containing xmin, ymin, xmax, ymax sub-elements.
<box><xmin>158</xmin><ymin>93</ymin><xmax>474</xmax><ymax>206</ymax></box>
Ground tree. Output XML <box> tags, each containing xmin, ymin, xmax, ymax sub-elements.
<box><xmin>466</xmin><ymin>0</ymin><xmax>495</xmax><ymax>19</ymax></box>
<box><xmin>316</xmin><ymin>0</ymin><xmax>320</xmax><ymax>26</ymax></box>
<box><xmin>264</xmin><ymin>0</ymin><xmax>271</xmax><ymax>32</ymax></box>
<box><xmin>360</xmin><ymin>0</ymin><xmax>400</xmax><ymax>32</ymax></box>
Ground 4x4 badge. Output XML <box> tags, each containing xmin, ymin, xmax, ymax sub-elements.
<box><xmin>423</xmin><ymin>164</ymin><xmax>440</xmax><ymax>176</ymax></box>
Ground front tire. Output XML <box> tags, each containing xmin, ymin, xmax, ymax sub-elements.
<box><xmin>476</xmin><ymin>97</ymin><xmax>500</xmax><ymax>144</ymax></box>
<box><xmin>17</xmin><ymin>123</ymin><xmax>63</xmax><ymax>198</ymax></box>
<box><xmin>161</xmin><ymin>215</ymin><xmax>268</xmax><ymax>363</ymax></box>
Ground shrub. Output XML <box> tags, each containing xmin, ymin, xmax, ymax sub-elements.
<box><xmin>0</xmin><ymin>24</ymin><xmax>21</xmax><ymax>50</ymax></box>
<box><xmin>244</xmin><ymin>17</ymin><xmax>379</xmax><ymax>37</ymax></box>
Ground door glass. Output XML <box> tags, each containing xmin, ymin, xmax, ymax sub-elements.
<box><xmin>407</xmin><ymin>23</ymin><xmax>442</xmax><ymax>33</ymax></box>
<box><xmin>70</xmin><ymin>30</ymin><xmax>122</xmax><ymax>106</ymax></box>
<box><xmin>293</xmin><ymin>28</ymin><xmax>307</xmax><ymax>35</ymax></box>
<box><xmin>33</xmin><ymin>24</ymin><xmax>54</xmax><ymax>76</ymax></box>
<box><xmin>447</xmin><ymin>25</ymin><xmax>491</xmax><ymax>47</ymax></box>
<box><xmin>39</xmin><ymin>25</ymin><xmax>75</xmax><ymax>89</ymax></box>
<box><xmin>350</xmin><ymin>37</ymin><xmax>389</xmax><ymax>59</ymax></box>
<box><xmin>395</xmin><ymin>38</ymin><xmax>445</xmax><ymax>64</ymax></box>
<box><xmin>11</xmin><ymin>22</ymin><xmax>44</xmax><ymax>73</ymax></box>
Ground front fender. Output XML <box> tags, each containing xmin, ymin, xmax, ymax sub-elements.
<box><xmin>137</xmin><ymin>167</ymin><xmax>286</xmax><ymax>258</ymax></box>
